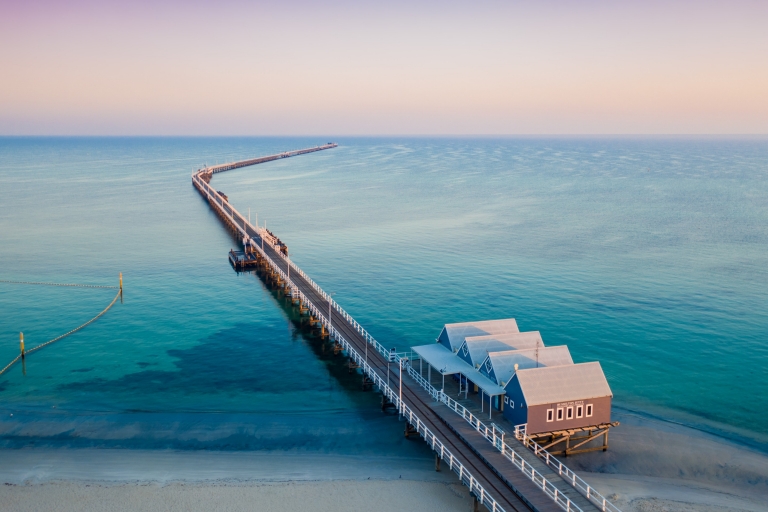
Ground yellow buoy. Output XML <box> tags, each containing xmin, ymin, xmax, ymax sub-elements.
<box><xmin>20</xmin><ymin>332</ymin><xmax>25</xmax><ymax>358</ymax></box>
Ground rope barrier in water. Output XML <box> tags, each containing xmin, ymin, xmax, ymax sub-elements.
<box><xmin>0</xmin><ymin>355</ymin><xmax>21</xmax><ymax>377</ymax></box>
<box><xmin>0</xmin><ymin>287</ymin><xmax>122</xmax><ymax>377</ymax></box>
<box><xmin>0</xmin><ymin>279</ymin><xmax>119</xmax><ymax>289</ymax></box>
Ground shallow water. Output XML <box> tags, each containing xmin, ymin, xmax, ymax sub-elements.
<box><xmin>1</xmin><ymin>136</ymin><xmax>767</xmax><ymax>453</ymax></box>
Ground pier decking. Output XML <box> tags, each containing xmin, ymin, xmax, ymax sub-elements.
<box><xmin>192</xmin><ymin>145</ymin><xmax>621</xmax><ymax>512</ymax></box>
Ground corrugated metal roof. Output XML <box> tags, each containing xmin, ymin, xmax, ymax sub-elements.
<box><xmin>411</xmin><ymin>343</ymin><xmax>506</xmax><ymax>396</ymax></box>
<box><xmin>514</xmin><ymin>362</ymin><xmax>612</xmax><ymax>406</ymax></box>
<box><xmin>461</xmin><ymin>331</ymin><xmax>544</xmax><ymax>367</ymax></box>
<box><xmin>438</xmin><ymin>318</ymin><xmax>519</xmax><ymax>352</ymax></box>
<box><xmin>464</xmin><ymin>331</ymin><xmax>543</xmax><ymax>347</ymax></box>
<box><xmin>481</xmin><ymin>346</ymin><xmax>572</xmax><ymax>385</ymax></box>
<box><xmin>412</xmin><ymin>343</ymin><xmax>472</xmax><ymax>376</ymax></box>
<box><xmin>460</xmin><ymin>339</ymin><xmax>523</xmax><ymax>368</ymax></box>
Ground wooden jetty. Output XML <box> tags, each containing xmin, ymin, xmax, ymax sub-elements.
<box><xmin>192</xmin><ymin>145</ymin><xmax>622</xmax><ymax>512</ymax></box>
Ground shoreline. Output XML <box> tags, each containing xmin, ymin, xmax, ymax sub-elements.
<box><xmin>1</xmin><ymin>404</ymin><xmax>767</xmax><ymax>512</ymax></box>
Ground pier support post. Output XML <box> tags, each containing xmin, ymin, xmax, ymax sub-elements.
<box><xmin>473</xmin><ymin>496</ymin><xmax>480</xmax><ymax>512</ymax></box>
<box><xmin>435</xmin><ymin>454</ymin><xmax>441</xmax><ymax>472</ymax></box>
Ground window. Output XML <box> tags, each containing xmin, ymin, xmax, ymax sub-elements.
<box><xmin>546</xmin><ymin>409</ymin><xmax>554</xmax><ymax>422</ymax></box>
<box><xmin>557</xmin><ymin>408</ymin><xmax>564</xmax><ymax>421</ymax></box>
<box><xmin>509</xmin><ymin>399</ymin><xmax>514</xmax><ymax>409</ymax></box>
<box><xmin>586</xmin><ymin>404</ymin><xmax>593</xmax><ymax>417</ymax></box>
<box><xmin>576</xmin><ymin>405</ymin><xmax>583</xmax><ymax>418</ymax></box>
<box><xmin>566</xmin><ymin>406</ymin><xmax>573</xmax><ymax>420</ymax></box>
<box><xmin>504</xmin><ymin>396</ymin><xmax>509</xmax><ymax>405</ymax></box>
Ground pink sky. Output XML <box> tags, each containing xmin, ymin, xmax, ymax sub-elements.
<box><xmin>1</xmin><ymin>0</ymin><xmax>766</xmax><ymax>135</ymax></box>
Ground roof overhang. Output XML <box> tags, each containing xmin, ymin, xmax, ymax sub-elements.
<box><xmin>412</xmin><ymin>343</ymin><xmax>506</xmax><ymax>396</ymax></box>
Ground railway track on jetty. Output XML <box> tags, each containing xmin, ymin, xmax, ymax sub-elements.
<box><xmin>192</xmin><ymin>144</ymin><xmax>619</xmax><ymax>512</ymax></box>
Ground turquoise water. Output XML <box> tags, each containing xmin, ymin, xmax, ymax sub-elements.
<box><xmin>1</xmin><ymin>137</ymin><xmax>767</xmax><ymax>452</ymax></box>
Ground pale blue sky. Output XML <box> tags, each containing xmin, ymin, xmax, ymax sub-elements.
<box><xmin>1</xmin><ymin>0</ymin><xmax>766</xmax><ymax>135</ymax></box>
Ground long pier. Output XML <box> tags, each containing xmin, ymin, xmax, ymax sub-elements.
<box><xmin>192</xmin><ymin>146</ymin><xmax>621</xmax><ymax>512</ymax></box>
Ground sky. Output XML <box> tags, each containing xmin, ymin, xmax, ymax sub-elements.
<box><xmin>1</xmin><ymin>0</ymin><xmax>767</xmax><ymax>135</ymax></box>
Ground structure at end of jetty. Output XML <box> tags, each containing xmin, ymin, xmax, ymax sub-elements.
<box><xmin>413</xmin><ymin>319</ymin><xmax>619</xmax><ymax>456</ymax></box>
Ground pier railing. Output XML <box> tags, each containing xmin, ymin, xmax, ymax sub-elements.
<box><xmin>193</xmin><ymin>157</ymin><xmax>621</xmax><ymax>512</ymax></box>
<box><xmin>513</xmin><ymin>425</ymin><xmax>619</xmax><ymax>512</ymax></box>
<box><xmin>410</xmin><ymin>362</ymin><xmax>618</xmax><ymax>512</ymax></box>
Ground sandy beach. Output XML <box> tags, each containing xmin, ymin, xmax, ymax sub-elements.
<box><xmin>0</xmin><ymin>480</ymin><xmax>472</xmax><ymax>512</ymax></box>
<box><xmin>0</xmin><ymin>449</ymin><xmax>472</xmax><ymax>512</ymax></box>
<box><xmin>2</xmin><ymin>407</ymin><xmax>767</xmax><ymax>512</ymax></box>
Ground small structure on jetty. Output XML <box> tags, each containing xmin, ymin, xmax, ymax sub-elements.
<box><xmin>505</xmin><ymin>362</ymin><xmax>615</xmax><ymax>455</ymax></box>
<box><xmin>415</xmin><ymin>319</ymin><xmax>618</xmax><ymax>455</ymax></box>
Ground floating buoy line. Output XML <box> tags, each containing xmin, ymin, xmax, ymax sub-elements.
<box><xmin>0</xmin><ymin>274</ymin><xmax>123</xmax><ymax>377</ymax></box>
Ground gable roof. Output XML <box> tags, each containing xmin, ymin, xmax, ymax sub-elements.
<box><xmin>458</xmin><ymin>339</ymin><xmax>526</xmax><ymax>368</ymax></box>
<box><xmin>513</xmin><ymin>362</ymin><xmax>612</xmax><ymax>406</ymax></box>
<box><xmin>480</xmin><ymin>346</ymin><xmax>573</xmax><ymax>385</ymax></box>
<box><xmin>437</xmin><ymin>318</ymin><xmax>519</xmax><ymax>352</ymax></box>
<box><xmin>458</xmin><ymin>331</ymin><xmax>545</xmax><ymax>368</ymax></box>
<box><xmin>464</xmin><ymin>331</ymin><xmax>543</xmax><ymax>347</ymax></box>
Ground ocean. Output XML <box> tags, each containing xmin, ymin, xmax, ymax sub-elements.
<box><xmin>1</xmin><ymin>136</ymin><xmax>767</xmax><ymax>455</ymax></box>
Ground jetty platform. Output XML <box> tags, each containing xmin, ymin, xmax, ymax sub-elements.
<box><xmin>191</xmin><ymin>145</ymin><xmax>621</xmax><ymax>512</ymax></box>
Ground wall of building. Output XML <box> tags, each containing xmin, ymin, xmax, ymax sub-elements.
<box><xmin>526</xmin><ymin>396</ymin><xmax>612</xmax><ymax>435</ymax></box>
<box><xmin>457</xmin><ymin>343</ymin><xmax>473</xmax><ymax>366</ymax></box>
<box><xmin>501</xmin><ymin>382</ymin><xmax>528</xmax><ymax>426</ymax></box>
<box><xmin>437</xmin><ymin>328</ymin><xmax>452</xmax><ymax>351</ymax></box>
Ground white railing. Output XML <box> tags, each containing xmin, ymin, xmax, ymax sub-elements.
<box><xmin>193</xmin><ymin>164</ymin><xmax>621</xmax><ymax>512</ymax></box>
<box><xmin>192</xmin><ymin>173</ymin><xmax>505</xmax><ymax>512</ymax></box>
<box><xmin>513</xmin><ymin>425</ymin><xmax>619</xmax><ymax>512</ymax></box>
<box><xmin>407</xmin><ymin>353</ymin><xmax>618</xmax><ymax>512</ymax></box>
